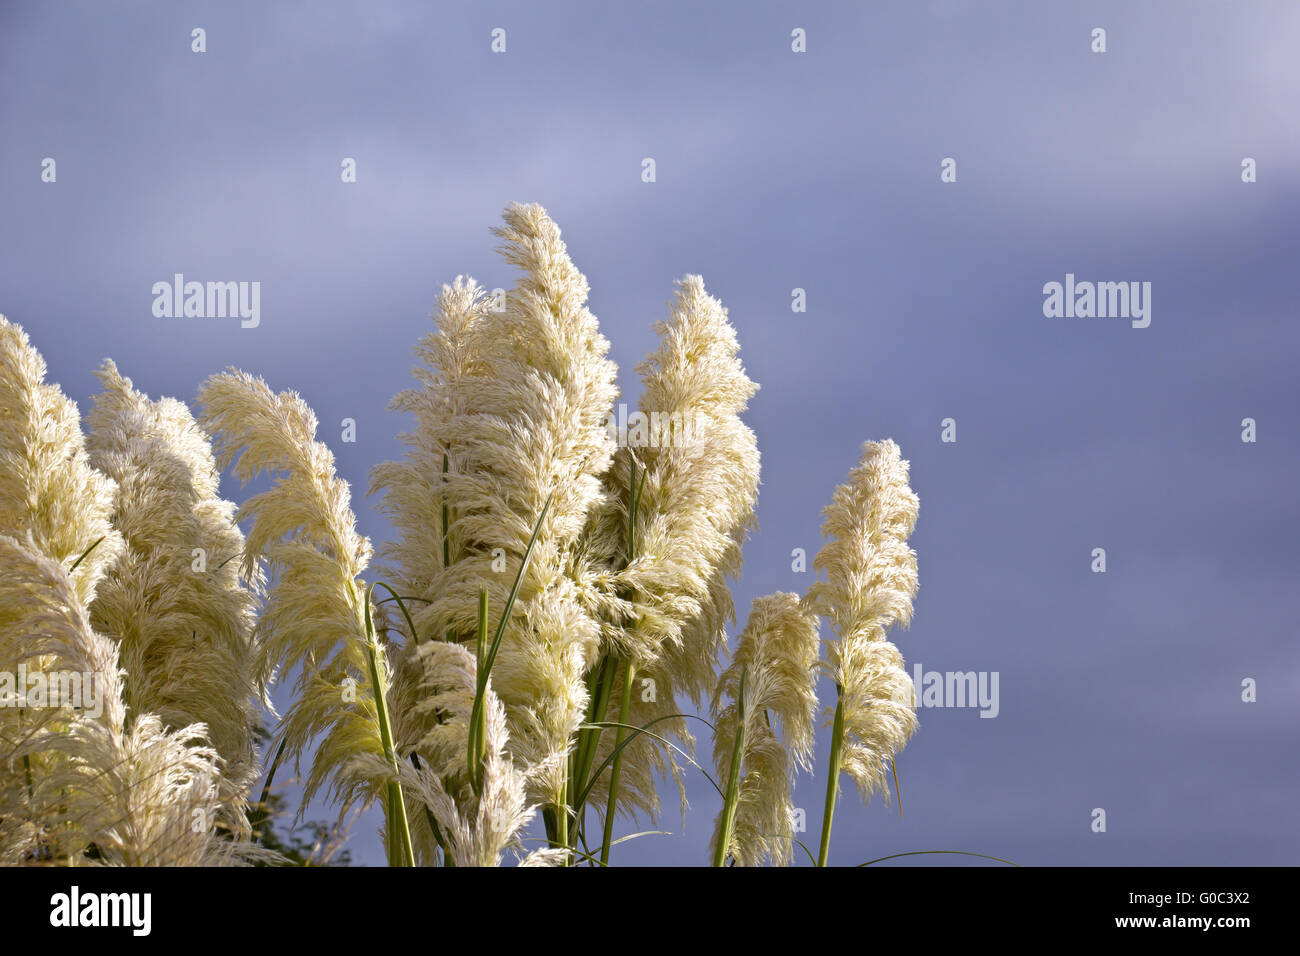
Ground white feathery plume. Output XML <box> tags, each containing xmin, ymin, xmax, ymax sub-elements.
<box><xmin>580</xmin><ymin>275</ymin><xmax>760</xmax><ymax>828</ymax></box>
<box><xmin>372</xmin><ymin>277</ymin><xmax>489</xmax><ymax>773</ymax></box>
<box><xmin>804</xmin><ymin>439</ymin><xmax>920</xmax><ymax>805</ymax></box>
<box><xmin>366</xmin><ymin>641</ymin><xmax>536</xmax><ymax>867</ymax></box>
<box><xmin>0</xmin><ymin>316</ymin><xmax>123</xmax><ymax>606</ymax></box>
<box><xmin>0</xmin><ymin>534</ymin><xmax>265</xmax><ymax>865</ymax></box>
<box><xmin>374</xmin><ymin>203</ymin><xmax>619</xmax><ymax>811</ymax></box>
<box><xmin>86</xmin><ymin>360</ymin><xmax>262</xmax><ymax>814</ymax></box>
<box><xmin>517</xmin><ymin>846</ymin><xmax>569</xmax><ymax>867</ymax></box>
<box><xmin>371</xmin><ymin>275</ymin><xmax>490</xmax><ymax>608</ymax></box>
<box><xmin>710</xmin><ymin>592</ymin><xmax>820</xmax><ymax>867</ymax></box>
<box><xmin>197</xmin><ymin>370</ymin><xmax>388</xmax><ymax>817</ymax></box>
<box><xmin>0</xmin><ymin>316</ymin><xmax>122</xmax><ymax>862</ymax></box>
<box><xmin>598</xmin><ymin>275</ymin><xmax>760</xmax><ymax>682</ymax></box>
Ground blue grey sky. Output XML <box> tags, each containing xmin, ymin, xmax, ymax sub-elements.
<box><xmin>2</xmin><ymin>1</ymin><xmax>1296</xmax><ymax>865</ymax></box>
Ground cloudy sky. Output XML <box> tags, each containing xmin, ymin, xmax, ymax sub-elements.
<box><xmin>2</xmin><ymin>0</ymin><xmax>1296</xmax><ymax>865</ymax></box>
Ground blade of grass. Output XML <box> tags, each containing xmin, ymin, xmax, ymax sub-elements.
<box><xmin>467</xmin><ymin>496</ymin><xmax>550</xmax><ymax>746</ymax></box>
<box><xmin>250</xmin><ymin>737</ymin><xmax>287</xmax><ymax>844</ymax></box>
<box><xmin>68</xmin><ymin>536</ymin><xmax>104</xmax><ymax>573</ymax></box>
<box><xmin>572</xmin><ymin>654</ymin><xmax>615</xmax><ymax>817</ymax></box>
<box><xmin>468</xmin><ymin>588</ymin><xmax>489</xmax><ymax>794</ymax></box>
<box><xmin>609</xmin><ymin>829</ymin><xmax>670</xmax><ymax>847</ymax></box>
<box><xmin>712</xmin><ymin>667</ymin><xmax>747</xmax><ymax>867</ymax></box>
<box><xmin>598</xmin><ymin>657</ymin><xmax>636</xmax><ymax>864</ymax></box>
<box><xmin>856</xmin><ymin>850</ymin><xmax>1019</xmax><ymax>867</ymax></box>
<box><xmin>373</xmin><ymin>583</ymin><xmax>452</xmax><ymax>863</ymax></box>
<box><xmin>574</xmin><ymin>716</ymin><xmax>724</xmax><ymax>809</ymax></box>
<box><xmin>517</xmin><ymin>836</ymin><xmax>609</xmax><ymax>868</ymax></box>
<box><xmin>793</xmin><ymin>838</ymin><xmax>817</xmax><ymax>866</ymax></box>
<box><xmin>590</xmin><ymin>458</ymin><xmax>648</xmax><ymax>860</ymax></box>
<box><xmin>372</xmin><ymin>582</ymin><xmax>421</xmax><ymax>647</ymax></box>
<box><xmin>363</xmin><ymin>583</ymin><xmax>414</xmax><ymax>867</ymax></box>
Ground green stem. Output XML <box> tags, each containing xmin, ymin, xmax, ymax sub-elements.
<box><xmin>555</xmin><ymin>780</ymin><xmax>570</xmax><ymax>866</ymax></box>
<box><xmin>466</xmin><ymin>497</ymin><xmax>551</xmax><ymax>796</ymax></box>
<box><xmin>362</xmin><ymin>584</ymin><xmax>414</xmax><ymax>867</ymax></box>
<box><xmin>713</xmin><ymin>668</ymin><xmax>747</xmax><ymax>868</ymax></box>
<box><xmin>573</xmin><ymin>655</ymin><xmax>616</xmax><ymax>809</ymax></box>
<box><xmin>468</xmin><ymin>588</ymin><xmax>489</xmax><ymax>795</ymax></box>
<box><xmin>250</xmin><ymin>737</ymin><xmax>287</xmax><ymax>844</ymax></box>
<box><xmin>599</xmin><ymin>658</ymin><xmax>636</xmax><ymax>864</ymax></box>
<box><xmin>817</xmin><ymin>686</ymin><xmax>846</xmax><ymax>867</ymax></box>
<box><xmin>441</xmin><ymin>452</ymin><xmax>451</xmax><ymax>570</ymax></box>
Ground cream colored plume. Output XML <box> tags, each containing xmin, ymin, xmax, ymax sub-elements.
<box><xmin>197</xmin><ymin>369</ymin><xmax>386</xmax><ymax>816</ymax></box>
<box><xmin>370</xmin><ymin>275</ymin><xmax>490</xmax><ymax>609</ymax></box>
<box><xmin>581</xmin><ymin>276</ymin><xmax>760</xmax><ymax>825</ymax></box>
<box><xmin>0</xmin><ymin>316</ymin><xmax>122</xmax><ymax>606</ymax></box>
<box><xmin>86</xmin><ymin>360</ymin><xmax>262</xmax><ymax>810</ymax></box>
<box><xmin>370</xmin><ymin>641</ymin><xmax>536</xmax><ymax>866</ymax></box>
<box><xmin>374</xmin><ymin>203</ymin><xmax>619</xmax><ymax>809</ymax></box>
<box><xmin>0</xmin><ymin>534</ymin><xmax>264</xmax><ymax>865</ymax></box>
<box><xmin>709</xmin><ymin>592</ymin><xmax>820</xmax><ymax>866</ymax></box>
<box><xmin>804</xmin><ymin>439</ymin><xmax>920</xmax><ymax>804</ymax></box>
<box><xmin>599</xmin><ymin>276</ymin><xmax>760</xmax><ymax>690</ymax></box>
<box><xmin>0</xmin><ymin>316</ymin><xmax>123</xmax><ymax>862</ymax></box>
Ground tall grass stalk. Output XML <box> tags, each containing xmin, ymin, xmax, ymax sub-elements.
<box><xmin>817</xmin><ymin>687</ymin><xmax>846</xmax><ymax>867</ymax></box>
<box><xmin>599</xmin><ymin>658</ymin><xmax>636</xmax><ymax>864</ymax></box>
<box><xmin>363</xmin><ymin>583</ymin><xmax>414</xmax><ymax>867</ymax></box>
<box><xmin>712</xmin><ymin>668</ymin><xmax>746</xmax><ymax>867</ymax></box>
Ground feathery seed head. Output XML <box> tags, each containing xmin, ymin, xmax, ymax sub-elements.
<box><xmin>198</xmin><ymin>370</ymin><xmax>385</xmax><ymax>815</ymax></box>
<box><xmin>586</xmin><ymin>276</ymin><xmax>759</xmax><ymax>710</ymax></box>
<box><xmin>86</xmin><ymin>360</ymin><xmax>262</xmax><ymax>805</ymax></box>
<box><xmin>366</xmin><ymin>640</ymin><xmax>535</xmax><ymax>866</ymax></box>
<box><xmin>376</xmin><ymin>204</ymin><xmax>619</xmax><ymax>808</ymax></box>
<box><xmin>804</xmin><ymin>439</ymin><xmax>920</xmax><ymax>805</ymax></box>
<box><xmin>0</xmin><ymin>534</ymin><xmax>263</xmax><ymax>865</ymax></box>
<box><xmin>710</xmin><ymin>592</ymin><xmax>820</xmax><ymax>866</ymax></box>
<box><xmin>0</xmin><ymin>316</ymin><xmax>123</xmax><ymax>606</ymax></box>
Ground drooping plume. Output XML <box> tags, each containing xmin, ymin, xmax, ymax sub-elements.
<box><xmin>87</xmin><ymin>360</ymin><xmax>262</xmax><ymax>807</ymax></box>
<box><xmin>0</xmin><ymin>317</ymin><xmax>124</xmax><ymax>862</ymax></box>
<box><xmin>0</xmin><ymin>316</ymin><xmax>123</xmax><ymax>606</ymax></box>
<box><xmin>583</xmin><ymin>275</ymin><xmax>761</xmax><ymax>825</ymax></box>
<box><xmin>804</xmin><ymin>439</ymin><xmax>920</xmax><ymax>804</ymax></box>
<box><xmin>599</xmin><ymin>275</ymin><xmax>760</xmax><ymax>688</ymax></box>
<box><xmin>198</xmin><ymin>370</ymin><xmax>387</xmax><ymax>816</ymax></box>
<box><xmin>375</xmin><ymin>641</ymin><xmax>537</xmax><ymax>867</ymax></box>
<box><xmin>0</xmin><ymin>534</ymin><xmax>262</xmax><ymax>866</ymax></box>
<box><xmin>710</xmin><ymin>592</ymin><xmax>820</xmax><ymax>866</ymax></box>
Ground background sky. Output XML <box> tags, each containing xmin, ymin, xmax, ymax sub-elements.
<box><xmin>2</xmin><ymin>0</ymin><xmax>1296</xmax><ymax>866</ymax></box>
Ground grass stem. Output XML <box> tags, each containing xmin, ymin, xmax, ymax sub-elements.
<box><xmin>817</xmin><ymin>686</ymin><xmax>846</xmax><ymax>867</ymax></box>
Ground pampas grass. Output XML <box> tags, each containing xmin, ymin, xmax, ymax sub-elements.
<box><xmin>803</xmin><ymin>440</ymin><xmax>920</xmax><ymax>866</ymax></box>
<box><xmin>87</xmin><ymin>360</ymin><xmax>262</xmax><ymax>823</ymax></box>
<box><xmin>710</xmin><ymin>592</ymin><xmax>819</xmax><ymax>867</ymax></box>
<box><xmin>197</xmin><ymin>369</ymin><xmax>413</xmax><ymax>865</ymax></box>
<box><xmin>0</xmin><ymin>205</ymin><xmax>946</xmax><ymax>868</ymax></box>
<box><xmin>0</xmin><ymin>534</ymin><xmax>266</xmax><ymax>865</ymax></box>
